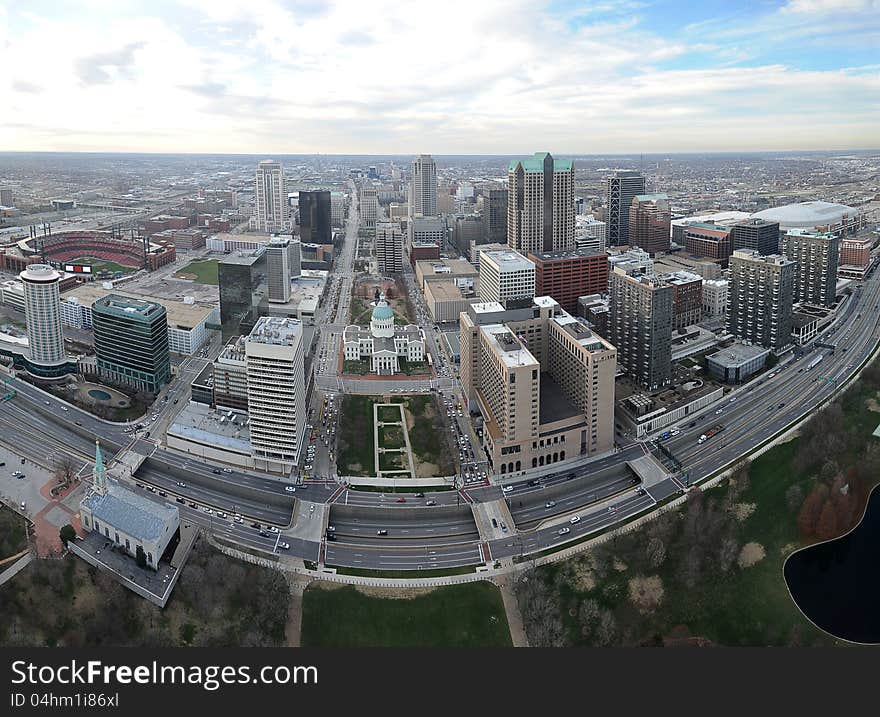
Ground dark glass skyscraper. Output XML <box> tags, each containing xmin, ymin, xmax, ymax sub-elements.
<box><xmin>298</xmin><ymin>190</ymin><xmax>332</xmax><ymax>244</ymax></box>
<box><xmin>730</xmin><ymin>218</ymin><xmax>780</xmax><ymax>255</ymax></box>
<box><xmin>218</xmin><ymin>248</ymin><xmax>267</xmax><ymax>339</ymax></box>
<box><xmin>92</xmin><ymin>294</ymin><xmax>170</xmax><ymax>393</ymax></box>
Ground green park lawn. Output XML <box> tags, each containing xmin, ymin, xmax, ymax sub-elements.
<box><xmin>301</xmin><ymin>582</ymin><xmax>513</xmax><ymax>647</ymax></box>
<box><xmin>336</xmin><ymin>395</ymin><xmax>377</xmax><ymax>476</ymax></box>
<box><xmin>177</xmin><ymin>259</ymin><xmax>219</xmax><ymax>284</ymax></box>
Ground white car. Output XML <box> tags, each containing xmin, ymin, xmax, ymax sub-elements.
<box><xmin>715</xmin><ymin>409</ymin><xmax>724</xmax><ymax>415</ymax></box>
<box><xmin>502</xmin><ymin>485</ymin><xmax>514</xmax><ymax>494</ymax></box>
<box><xmin>569</xmin><ymin>515</ymin><xmax>581</xmax><ymax>524</ymax></box>
<box><xmin>284</xmin><ymin>485</ymin><xmax>296</xmax><ymax>493</ymax></box>
<box><xmin>268</xmin><ymin>526</ymin><xmax>280</xmax><ymax>533</ymax></box>
<box><xmin>558</xmin><ymin>527</ymin><xmax>570</xmax><ymax>536</ymax></box>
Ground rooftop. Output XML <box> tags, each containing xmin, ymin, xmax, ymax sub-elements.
<box><xmin>529</xmin><ymin>247</ymin><xmax>608</xmax><ymax>261</ymax></box>
<box><xmin>752</xmin><ymin>200</ymin><xmax>860</xmax><ymax>228</ymax></box>
<box><xmin>62</xmin><ymin>284</ymin><xmax>214</xmax><ymax>330</ymax></box>
<box><xmin>82</xmin><ymin>481</ymin><xmax>178</xmax><ymax>542</ymax></box>
<box><xmin>248</xmin><ymin>316</ymin><xmax>302</xmax><ymax>345</ymax></box>
<box><xmin>707</xmin><ymin>343</ymin><xmax>771</xmax><ymax>367</ymax></box>
<box><xmin>93</xmin><ymin>294</ymin><xmax>164</xmax><ymax>321</ymax></box>
<box><xmin>168</xmin><ymin>401</ymin><xmax>251</xmax><ymax>454</ymax></box>
<box><xmin>509</xmin><ymin>152</ymin><xmax>573</xmax><ymax>173</ymax></box>
<box><xmin>482</xmin><ymin>324</ymin><xmax>538</xmax><ymax>369</ymax></box>
<box><xmin>481</xmin><ymin>250</ymin><xmax>535</xmax><ymax>272</ymax></box>
<box><xmin>219</xmin><ymin>246</ymin><xmax>266</xmax><ymax>266</ymax></box>
<box><xmin>634</xmin><ymin>193</ymin><xmax>669</xmax><ymax>202</ymax></box>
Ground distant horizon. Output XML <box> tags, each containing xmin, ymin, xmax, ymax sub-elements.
<box><xmin>2</xmin><ymin>1</ymin><xmax>878</xmax><ymax>154</ymax></box>
<box><xmin>1</xmin><ymin>148</ymin><xmax>878</xmax><ymax>159</ymax></box>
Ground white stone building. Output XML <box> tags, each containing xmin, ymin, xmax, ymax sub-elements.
<box><xmin>343</xmin><ymin>296</ymin><xmax>425</xmax><ymax>375</ymax></box>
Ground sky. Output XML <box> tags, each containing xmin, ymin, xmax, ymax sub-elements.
<box><xmin>1</xmin><ymin>0</ymin><xmax>879</xmax><ymax>154</ymax></box>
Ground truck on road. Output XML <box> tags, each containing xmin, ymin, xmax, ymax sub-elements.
<box><xmin>698</xmin><ymin>424</ymin><xmax>724</xmax><ymax>444</ymax></box>
<box><xmin>807</xmin><ymin>354</ymin><xmax>824</xmax><ymax>371</ymax></box>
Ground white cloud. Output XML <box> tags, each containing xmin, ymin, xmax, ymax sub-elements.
<box><xmin>781</xmin><ymin>0</ymin><xmax>880</xmax><ymax>13</ymax></box>
<box><xmin>0</xmin><ymin>0</ymin><xmax>878</xmax><ymax>153</ymax></box>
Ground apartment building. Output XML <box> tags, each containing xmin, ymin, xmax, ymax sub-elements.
<box><xmin>726</xmin><ymin>249</ymin><xmax>795</xmax><ymax>352</ymax></box>
<box><xmin>780</xmin><ymin>229</ymin><xmax>840</xmax><ymax>307</ymax></box>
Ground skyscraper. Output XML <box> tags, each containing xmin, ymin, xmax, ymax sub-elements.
<box><xmin>730</xmin><ymin>218</ymin><xmax>780</xmax><ymax>255</ymax></box>
<box><xmin>266</xmin><ymin>237</ymin><xmax>292</xmax><ymax>304</ymax></box>
<box><xmin>92</xmin><ymin>294</ymin><xmax>171</xmax><ymax>393</ymax></box>
<box><xmin>727</xmin><ymin>250</ymin><xmax>794</xmax><ymax>351</ymax></box>
<box><xmin>478</xmin><ymin>250</ymin><xmax>536</xmax><ymax>308</ymax></box>
<box><xmin>604</xmin><ymin>170</ymin><xmax>646</xmax><ymax>246</ymax></box>
<box><xmin>609</xmin><ymin>266</ymin><xmax>673</xmax><ymax>390</ymax></box>
<box><xmin>359</xmin><ymin>185</ymin><xmax>378</xmax><ymax>230</ymax></box>
<box><xmin>628</xmin><ymin>194</ymin><xmax>671</xmax><ymax>256</ymax></box>
<box><xmin>375</xmin><ymin>222</ymin><xmax>404</xmax><ymax>274</ymax></box>
<box><xmin>20</xmin><ymin>264</ymin><xmax>65</xmax><ymax>368</ymax></box>
<box><xmin>409</xmin><ymin>154</ymin><xmax>437</xmax><ymax>217</ymax></box>
<box><xmin>245</xmin><ymin>317</ymin><xmax>306</xmax><ymax>474</ymax></box>
<box><xmin>482</xmin><ymin>187</ymin><xmax>508</xmax><ymax>244</ymax></box>
<box><xmin>298</xmin><ymin>190</ymin><xmax>332</xmax><ymax>244</ymax></box>
<box><xmin>508</xmin><ymin>152</ymin><xmax>575</xmax><ymax>254</ymax></box>
<box><xmin>780</xmin><ymin>229</ymin><xmax>840</xmax><ymax>306</ymax></box>
<box><xmin>253</xmin><ymin>160</ymin><xmax>289</xmax><ymax>233</ymax></box>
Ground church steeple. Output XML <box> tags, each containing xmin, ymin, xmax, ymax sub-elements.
<box><xmin>93</xmin><ymin>439</ymin><xmax>107</xmax><ymax>495</ymax></box>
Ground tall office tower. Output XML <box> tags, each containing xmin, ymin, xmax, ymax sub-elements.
<box><xmin>19</xmin><ymin>264</ymin><xmax>65</xmax><ymax>367</ymax></box>
<box><xmin>297</xmin><ymin>190</ymin><xmax>332</xmax><ymax>244</ymax></box>
<box><xmin>575</xmin><ymin>215</ymin><xmax>607</xmax><ymax>254</ymax></box>
<box><xmin>409</xmin><ymin>154</ymin><xmax>437</xmax><ymax>217</ymax></box>
<box><xmin>288</xmin><ymin>238</ymin><xmax>302</xmax><ymax>278</ymax></box>
<box><xmin>92</xmin><ymin>294</ymin><xmax>170</xmax><ymax>393</ymax></box>
<box><xmin>245</xmin><ymin>317</ymin><xmax>306</xmax><ymax>473</ymax></box>
<box><xmin>0</xmin><ymin>188</ymin><xmax>13</xmax><ymax>207</ymax></box>
<box><xmin>375</xmin><ymin>222</ymin><xmax>404</xmax><ymax>274</ymax></box>
<box><xmin>218</xmin><ymin>248</ymin><xmax>267</xmax><ymax>339</ymax></box>
<box><xmin>359</xmin><ymin>185</ymin><xmax>378</xmax><ymax>230</ymax></box>
<box><xmin>528</xmin><ymin>249</ymin><xmax>609</xmax><ymax>314</ymax></box>
<box><xmin>604</xmin><ymin>170</ymin><xmax>645</xmax><ymax>246</ymax></box>
<box><xmin>478</xmin><ymin>250</ymin><xmax>536</xmax><ymax>307</ymax></box>
<box><xmin>609</xmin><ymin>266</ymin><xmax>673</xmax><ymax>390</ymax></box>
<box><xmin>780</xmin><ymin>229</ymin><xmax>840</xmax><ymax>307</ymax></box>
<box><xmin>482</xmin><ymin>187</ymin><xmax>508</xmax><ymax>244</ymax></box>
<box><xmin>508</xmin><ymin>152</ymin><xmax>575</xmax><ymax>254</ymax></box>
<box><xmin>727</xmin><ymin>250</ymin><xmax>795</xmax><ymax>351</ymax></box>
<box><xmin>730</xmin><ymin>218</ymin><xmax>780</xmax><ymax>255</ymax></box>
<box><xmin>330</xmin><ymin>191</ymin><xmax>346</xmax><ymax>227</ymax></box>
<box><xmin>408</xmin><ymin>216</ymin><xmax>448</xmax><ymax>251</ymax></box>
<box><xmin>266</xmin><ymin>237</ymin><xmax>292</xmax><ymax>303</ymax></box>
<box><xmin>253</xmin><ymin>159</ymin><xmax>289</xmax><ymax>233</ymax></box>
<box><xmin>628</xmin><ymin>194</ymin><xmax>671</xmax><ymax>256</ymax></box>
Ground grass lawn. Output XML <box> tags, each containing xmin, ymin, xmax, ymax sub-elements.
<box><xmin>376</xmin><ymin>403</ymin><xmax>403</xmax><ymax>423</ymax></box>
<box><xmin>336</xmin><ymin>395</ymin><xmax>377</xmax><ymax>476</ymax></box>
<box><xmin>518</xmin><ymin>364</ymin><xmax>880</xmax><ymax>647</ymax></box>
<box><xmin>342</xmin><ymin>360</ymin><xmax>370</xmax><ymax>375</ymax></box>
<box><xmin>403</xmin><ymin>395</ymin><xmax>455</xmax><ymax>476</ymax></box>
<box><xmin>379</xmin><ymin>425</ymin><xmax>405</xmax><ymax>448</ymax></box>
<box><xmin>301</xmin><ymin>582</ymin><xmax>512</xmax><ymax>647</ymax></box>
<box><xmin>349</xmin><ymin>296</ymin><xmax>372</xmax><ymax>326</ymax></box>
<box><xmin>378</xmin><ymin>451</ymin><xmax>406</xmax><ymax>472</ymax></box>
<box><xmin>398</xmin><ymin>359</ymin><xmax>430</xmax><ymax>375</ymax></box>
<box><xmin>176</xmin><ymin>259</ymin><xmax>219</xmax><ymax>285</ymax></box>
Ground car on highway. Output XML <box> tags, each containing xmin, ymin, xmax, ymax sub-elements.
<box><xmin>268</xmin><ymin>526</ymin><xmax>279</xmax><ymax>533</ymax></box>
<box><xmin>211</xmin><ymin>468</ymin><xmax>221</xmax><ymax>474</ymax></box>
<box><xmin>176</xmin><ymin>481</ymin><xmax>186</xmax><ymax>487</ymax></box>
<box><xmin>569</xmin><ymin>515</ymin><xmax>581</xmax><ymax>524</ymax></box>
<box><xmin>326</xmin><ymin>532</ymin><xmax>337</xmax><ymax>541</ymax></box>
<box><xmin>189</xmin><ymin>502</ymin><xmax>198</xmax><ymax>508</ymax></box>
<box><xmin>395</xmin><ymin>497</ymin><xmax>406</xmax><ymax>503</ymax></box>
<box><xmin>222</xmin><ymin>468</ymin><xmax>232</xmax><ymax>474</ymax></box>
<box><xmin>376</xmin><ymin>529</ymin><xmax>388</xmax><ymax>536</ymax></box>
<box><xmin>425</xmin><ymin>500</ymin><xmax>437</xmax><ymax>506</ymax></box>
<box><xmin>284</xmin><ymin>485</ymin><xmax>296</xmax><ymax>493</ymax></box>
<box><xmin>715</xmin><ymin>408</ymin><xmax>724</xmax><ymax>415</ymax></box>
<box><xmin>278</xmin><ymin>542</ymin><xmax>290</xmax><ymax>550</ymax></box>
<box><xmin>558</xmin><ymin>527</ymin><xmax>570</xmax><ymax>536</ymax></box>
<box><xmin>502</xmin><ymin>485</ymin><xmax>514</xmax><ymax>494</ymax></box>
<box><xmin>545</xmin><ymin>501</ymin><xmax>557</xmax><ymax>509</ymax></box>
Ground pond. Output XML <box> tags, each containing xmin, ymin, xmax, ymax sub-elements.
<box><xmin>783</xmin><ymin>484</ymin><xmax>880</xmax><ymax>643</ymax></box>
<box><xmin>87</xmin><ymin>389</ymin><xmax>112</xmax><ymax>401</ymax></box>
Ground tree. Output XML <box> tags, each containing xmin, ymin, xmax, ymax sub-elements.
<box><xmin>797</xmin><ymin>484</ymin><xmax>827</xmax><ymax>537</ymax></box>
<box><xmin>55</xmin><ymin>455</ymin><xmax>77</xmax><ymax>484</ymax></box>
<box><xmin>815</xmin><ymin>501</ymin><xmax>839</xmax><ymax>541</ymax></box>
<box><xmin>785</xmin><ymin>484</ymin><xmax>804</xmax><ymax>513</ymax></box>
<box><xmin>59</xmin><ymin>524</ymin><xmax>76</xmax><ymax>546</ymax></box>
<box><xmin>135</xmin><ymin>545</ymin><xmax>147</xmax><ymax>569</ymax></box>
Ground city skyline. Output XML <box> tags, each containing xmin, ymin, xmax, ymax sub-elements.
<box><xmin>2</xmin><ymin>0</ymin><xmax>879</xmax><ymax>155</ymax></box>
